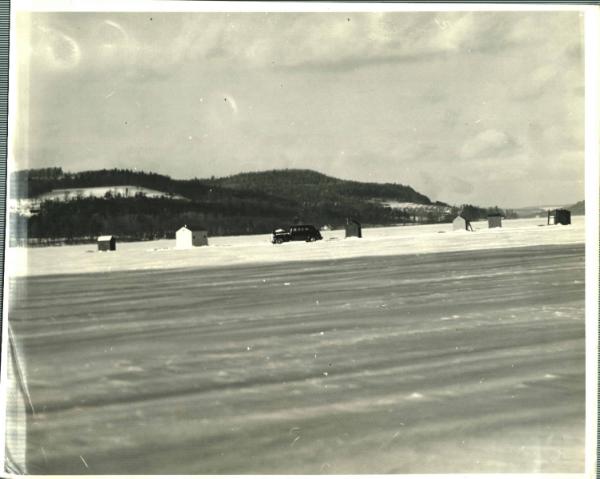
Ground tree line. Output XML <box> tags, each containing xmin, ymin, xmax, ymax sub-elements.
<box><xmin>11</xmin><ymin>194</ymin><xmax>417</xmax><ymax>245</ymax></box>
<box><xmin>10</xmin><ymin>167</ymin><xmax>518</xmax><ymax>246</ymax></box>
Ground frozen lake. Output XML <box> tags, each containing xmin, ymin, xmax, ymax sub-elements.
<box><xmin>6</xmin><ymin>243</ymin><xmax>585</xmax><ymax>474</ymax></box>
<box><xmin>7</xmin><ymin>216</ymin><xmax>585</xmax><ymax>277</ymax></box>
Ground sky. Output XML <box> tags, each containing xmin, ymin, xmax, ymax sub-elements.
<box><xmin>11</xmin><ymin>8</ymin><xmax>585</xmax><ymax>207</ymax></box>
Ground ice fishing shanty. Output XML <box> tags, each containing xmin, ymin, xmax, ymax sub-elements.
<box><xmin>547</xmin><ymin>209</ymin><xmax>571</xmax><ymax>225</ymax></box>
<box><xmin>345</xmin><ymin>218</ymin><xmax>362</xmax><ymax>238</ymax></box>
<box><xmin>452</xmin><ymin>215</ymin><xmax>473</xmax><ymax>231</ymax></box>
<box><xmin>97</xmin><ymin>235</ymin><xmax>116</xmax><ymax>251</ymax></box>
<box><xmin>487</xmin><ymin>214</ymin><xmax>502</xmax><ymax>228</ymax></box>
<box><xmin>176</xmin><ymin>226</ymin><xmax>209</xmax><ymax>249</ymax></box>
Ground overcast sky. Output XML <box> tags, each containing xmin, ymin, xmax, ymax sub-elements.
<box><xmin>12</xmin><ymin>9</ymin><xmax>585</xmax><ymax>207</ymax></box>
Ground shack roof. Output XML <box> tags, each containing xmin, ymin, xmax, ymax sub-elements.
<box><xmin>97</xmin><ymin>235</ymin><xmax>114</xmax><ymax>241</ymax></box>
<box><xmin>178</xmin><ymin>225</ymin><xmax>207</xmax><ymax>232</ymax></box>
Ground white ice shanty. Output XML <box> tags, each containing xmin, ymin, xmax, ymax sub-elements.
<box><xmin>452</xmin><ymin>215</ymin><xmax>473</xmax><ymax>231</ymax></box>
<box><xmin>175</xmin><ymin>226</ymin><xmax>208</xmax><ymax>249</ymax></box>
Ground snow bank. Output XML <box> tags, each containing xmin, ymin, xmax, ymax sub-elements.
<box><xmin>8</xmin><ymin>216</ymin><xmax>585</xmax><ymax>277</ymax></box>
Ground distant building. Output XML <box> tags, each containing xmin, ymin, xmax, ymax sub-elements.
<box><xmin>176</xmin><ymin>226</ymin><xmax>208</xmax><ymax>249</ymax></box>
<box><xmin>452</xmin><ymin>215</ymin><xmax>473</xmax><ymax>231</ymax></box>
<box><xmin>97</xmin><ymin>235</ymin><xmax>116</xmax><ymax>251</ymax></box>
<box><xmin>345</xmin><ymin>218</ymin><xmax>362</xmax><ymax>238</ymax></box>
<box><xmin>547</xmin><ymin>209</ymin><xmax>571</xmax><ymax>226</ymax></box>
<box><xmin>487</xmin><ymin>214</ymin><xmax>502</xmax><ymax>228</ymax></box>
<box><xmin>452</xmin><ymin>216</ymin><xmax>465</xmax><ymax>230</ymax></box>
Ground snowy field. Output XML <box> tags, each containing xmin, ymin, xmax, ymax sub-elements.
<box><xmin>10</xmin><ymin>185</ymin><xmax>186</xmax><ymax>216</ymax></box>
<box><xmin>8</xmin><ymin>216</ymin><xmax>584</xmax><ymax>277</ymax></box>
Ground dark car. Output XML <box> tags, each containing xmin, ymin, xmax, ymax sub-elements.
<box><xmin>272</xmin><ymin>224</ymin><xmax>323</xmax><ymax>244</ymax></box>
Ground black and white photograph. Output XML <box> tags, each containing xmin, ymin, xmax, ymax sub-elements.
<box><xmin>1</xmin><ymin>1</ymin><xmax>597</xmax><ymax>475</ymax></box>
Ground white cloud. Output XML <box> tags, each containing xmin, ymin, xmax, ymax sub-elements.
<box><xmin>460</xmin><ymin>129</ymin><xmax>514</xmax><ymax>159</ymax></box>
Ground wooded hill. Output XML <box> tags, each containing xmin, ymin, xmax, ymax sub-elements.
<box><xmin>10</xmin><ymin>167</ymin><xmax>510</xmax><ymax>245</ymax></box>
<box><xmin>208</xmin><ymin>169</ymin><xmax>432</xmax><ymax>205</ymax></box>
<box><xmin>11</xmin><ymin>167</ymin><xmax>432</xmax><ymax>204</ymax></box>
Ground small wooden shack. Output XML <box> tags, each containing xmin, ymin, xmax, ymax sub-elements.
<box><xmin>452</xmin><ymin>216</ymin><xmax>473</xmax><ymax>231</ymax></box>
<box><xmin>97</xmin><ymin>235</ymin><xmax>116</xmax><ymax>251</ymax></box>
<box><xmin>487</xmin><ymin>214</ymin><xmax>502</xmax><ymax>228</ymax></box>
<box><xmin>345</xmin><ymin>218</ymin><xmax>362</xmax><ymax>238</ymax></box>
<box><xmin>548</xmin><ymin>209</ymin><xmax>571</xmax><ymax>226</ymax></box>
<box><xmin>176</xmin><ymin>226</ymin><xmax>209</xmax><ymax>249</ymax></box>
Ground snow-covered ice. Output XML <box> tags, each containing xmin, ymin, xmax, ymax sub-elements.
<box><xmin>5</xmin><ymin>242</ymin><xmax>585</xmax><ymax>474</ymax></box>
<box><xmin>9</xmin><ymin>216</ymin><xmax>584</xmax><ymax>277</ymax></box>
<box><xmin>4</xmin><ymin>215</ymin><xmax>586</xmax><ymax>474</ymax></box>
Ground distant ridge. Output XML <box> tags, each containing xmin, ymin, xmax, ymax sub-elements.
<box><xmin>513</xmin><ymin>200</ymin><xmax>585</xmax><ymax>218</ymax></box>
<box><xmin>10</xmin><ymin>167</ymin><xmax>441</xmax><ymax>244</ymax></box>
<box><xmin>11</xmin><ymin>167</ymin><xmax>433</xmax><ymax>205</ymax></box>
<box><xmin>569</xmin><ymin>200</ymin><xmax>585</xmax><ymax>215</ymax></box>
<box><xmin>207</xmin><ymin>168</ymin><xmax>432</xmax><ymax>205</ymax></box>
